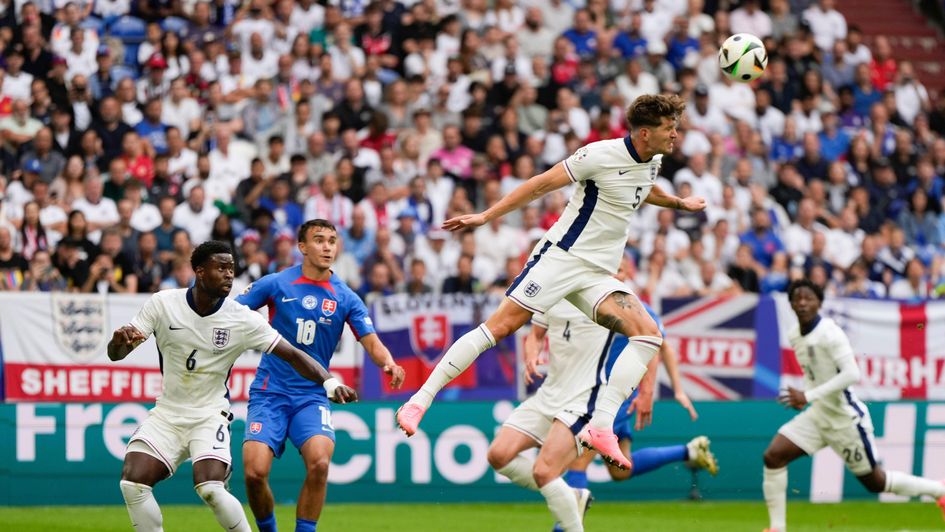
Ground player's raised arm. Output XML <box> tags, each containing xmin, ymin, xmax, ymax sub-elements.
<box><xmin>270</xmin><ymin>339</ymin><xmax>358</xmax><ymax>403</ymax></box>
<box><xmin>359</xmin><ymin>334</ymin><xmax>406</xmax><ymax>389</ymax></box>
<box><xmin>107</xmin><ymin>325</ymin><xmax>146</xmax><ymax>361</ymax></box>
<box><xmin>644</xmin><ymin>184</ymin><xmax>707</xmax><ymax>212</ymax></box>
<box><xmin>659</xmin><ymin>340</ymin><xmax>698</xmax><ymax>420</ymax></box>
<box><xmin>443</xmin><ymin>162</ymin><xmax>572</xmax><ymax>231</ymax></box>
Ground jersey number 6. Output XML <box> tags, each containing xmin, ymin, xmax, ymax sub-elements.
<box><xmin>296</xmin><ymin>318</ymin><xmax>317</xmax><ymax>345</ymax></box>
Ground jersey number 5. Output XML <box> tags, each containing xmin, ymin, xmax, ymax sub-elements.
<box><xmin>296</xmin><ymin>318</ymin><xmax>317</xmax><ymax>345</ymax></box>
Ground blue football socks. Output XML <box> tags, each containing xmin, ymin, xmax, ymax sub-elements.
<box><xmin>256</xmin><ymin>513</ymin><xmax>277</xmax><ymax>532</ymax></box>
<box><xmin>630</xmin><ymin>445</ymin><xmax>688</xmax><ymax>476</ymax></box>
<box><xmin>563</xmin><ymin>469</ymin><xmax>588</xmax><ymax>489</ymax></box>
<box><xmin>296</xmin><ymin>518</ymin><xmax>317</xmax><ymax>532</ymax></box>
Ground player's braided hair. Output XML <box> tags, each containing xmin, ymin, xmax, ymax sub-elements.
<box><xmin>626</xmin><ymin>94</ymin><xmax>686</xmax><ymax>129</ymax></box>
<box><xmin>787</xmin><ymin>278</ymin><xmax>825</xmax><ymax>303</ymax></box>
<box><xmin>191</xmin><ymin>240</ymin><xmax>233</xmax><ymax>269</ymax></box>
<box><xmin>298</xmin><ymin>219</ymin><xmax>338</xmax><ymax>242</ymax></box>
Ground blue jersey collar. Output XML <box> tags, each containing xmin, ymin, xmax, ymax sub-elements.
<box><xmin>186</xmin><ymin>287</ymin><xmax>226</xmax><ymax>317</ymax></box>
<box><xmin>799</xmin><ymin>314</ymin><xmax>822</xmax><ymax>336</ymax></box>
<box><xmin>623</xmin><ymin>135</ymin><xmax>650</xmax><ymax>163</ymax></box>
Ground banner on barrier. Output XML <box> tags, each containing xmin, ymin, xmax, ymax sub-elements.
<box><xmin>360</xmin><ymin>294</ymin><xmax>520</xmax><ymax>401</ymax></box>
<box><xmin>763</xmin><ymin>294</ymin><xmax>945</xmax><ymax>401</ymax></box>
<box><xmin>0</xmin><ymin>292</ymin><xmax>359</xmax><ymax>402</ymax></box>
<box><xmin>2</xmin><ymin>400</ymin><xmax>943</xmax><ymax>505</ymax></box>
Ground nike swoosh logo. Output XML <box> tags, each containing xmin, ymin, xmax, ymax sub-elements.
<box><xmin>282</xmin><ymin>297</ymin><xmax>298</xmax><ymax>302</ymax></box>
<box><xmin>169</xmin><ymin>325</ymin><xmax>184</xmax><ymax>330</ymax></box>
<box><xmin>213</xmin><ymin>445</ymin><xmax>226</xmax><ymax>450</ymax></box>
<box><xmin>619</xmin><ymin>169</ymin><xmax>632</xmax><ymax>175</ymax></box>
<box><xmin>448</xmin><ymin>362</ymin><xmax>460</xmax><ymax>372</ymax></box>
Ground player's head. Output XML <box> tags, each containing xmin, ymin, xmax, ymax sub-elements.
<box><xmin>191</xmin><ymin>240</ymin><xmax>235</xmax><ymax>298</ymax></box>
<box><xmin>787</xmin><ymin>278</ymin><xmax>824</xmax><ymax>322</ymax></box>
<box><xmin>627</xmin><ymin>94</ymin><xmax>685</xmax><ymax>156</ymax></box>
<box><xmin>298</xmin><ymin>219</ymin><xmax>338</xmax><ymax>270</ymax></box>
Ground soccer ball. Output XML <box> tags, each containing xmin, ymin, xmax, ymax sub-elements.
<box><xmin>718</xmin><ymin>33</ymin><xmax>768</xmax><ymax>82</ymax></box>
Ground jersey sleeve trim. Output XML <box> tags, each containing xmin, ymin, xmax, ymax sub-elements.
<box><xmin>563</xmin><ymin>159</ymin><xmax>577</xmax><ymax>183</ymax></box>
<box><xmin>263</xmin><ymin>333</ymin><xmax>281</xmax><ymax>354</ymax></box>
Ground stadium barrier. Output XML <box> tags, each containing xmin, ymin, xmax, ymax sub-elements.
<box><xmin>2</xmin><ymin>400</ymin><xmax>943</xmax><ymax>506</ymax></box>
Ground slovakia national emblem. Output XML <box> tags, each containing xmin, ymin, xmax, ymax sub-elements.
<box><xmin>322</xmin><ymin>299</ymin><xmax>337</xmax><ymax>316</ymax></box>
<box><xmin>249</xmin><ymin>422</ymin><xmax>262</xmax><ymax>434</ymax></box>
<box><xmin>212</xmin><ymin>328</ymin><xmax>231</xmax><ymax>348</ymax></box>
<box><xmin>409</xmin><ymin>314</ymin><xmax>452</xmax><ymax>365</ymax></box>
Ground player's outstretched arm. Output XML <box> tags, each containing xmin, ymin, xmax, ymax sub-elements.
<box><xmin>443</xmin><ymin>162</ymin><xmax>572</xmax><ymax>231</ymax></box>
<box><xmin>627</xmin><ymin>355</ymin><xmax>659</xmax><ymax>430</ymax></box>
<box><xmin>659</xmin><ymin>341</ymin><xmax>698</xmax><ymax>420</ymax></box>
<box><xmin>644</xmin><ymin>184</ymin><xmax>707</xmax><ymax>212</ymax></box>
<box><xmin>270</xmin><ymin>339</ymin><xmax>358</xmax><ymax>403</ymax></box>
<box><xmin>359</xmin><ymin>333</ymin><xmax>406</xmax><ymax>389</ymax></box>
<box><xmin>107</xmin><ymin>325</ymin><xmax>146</xmax><ymax>361</ymax></box>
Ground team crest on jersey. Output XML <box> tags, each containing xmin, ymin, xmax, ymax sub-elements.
<box><xmin>302</xmin><ymin>295</ymin><xmax>318</xmax><ymax>310</ymax></box>
<box><xmin>241</xmin><ymin>283</ymin><xmax>253</xmax><ymax>295</ymax></box>
<box><xmin>249</xmin><ymin>422</ymin><xmax>262</xmax><ymax>434</ymax></box>
<box><xmin>524</xmin><ymin>281</ymin><xmax>542</xmax><ymax>297</ymax></box>
<box><xmin>574</xmin><ymin>146</ymin><xmax>589</xmax><ymax>161</ymax></box>
<box><xmin>212</xmin><ymin>328</ymin><xmax>231</xmax><ymax>348</ymax></box>
<box><xmin>322</xmin><ymin>299</ymin><xmax>337</xmax><ymax>316</ymax></box>
<box><xmin>409</xmin><ymin>314</ymin><xmax>452</xmax><ymax>365</ymax></box>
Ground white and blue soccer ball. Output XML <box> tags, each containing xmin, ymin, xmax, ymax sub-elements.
<box><xmin>718</xmin><ymin>33</ymin><xmax>768</xmax><ymax>83</ymax></box>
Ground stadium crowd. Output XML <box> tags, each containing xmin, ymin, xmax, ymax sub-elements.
<box><xmin>0</xmin><ymin>0</ymin><xmax>944</xmax><ymax>302</ymax></box>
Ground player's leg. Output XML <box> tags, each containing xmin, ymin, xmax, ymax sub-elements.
<box><xmin>533</xmin><ymin>420</ymin><xmax>589</xmax><ymax>532</ymax></box>
<box><xmin>399</xmin><ymin>241</ymin><xmax>573</xmax><ymax>436</ymax></box>
<box><xmin>567</xmin><ymin>284</ymin><xmax>662</xmax><ymax>469</ymax></box>
<box><xmin>763</xmin><ymin>411</ymin><xmax>822</xmax><ymax>532</ymax></box>
<box><xmin>243</xmin><ymin>391</ymin><xmax>291</xmax><ymax>532</ymax></box>
<box><xmin>288</xmin><ymin>396</ymin><xmax>338</xmax><ymax>532</ymax></box>
<box><xmin>193</xmin><ymin>458</ymin><xmax>251</xmax><ymax>532</ymax></box>
<box><xmin>488</xmin><ymin>403</ymin><xmax>547</xmax><ymax>490</ymax></box>
<box><xmin>397</xmin><ymin>298</ymin><xmax>531</xmax><ymax>435</ymax></box>
<box><xmin>296</xmin><ymin>436</ymin><xmax>335</xmax><ymax>532</ymax></box>
<box><xmin>120</xmin><ymin>450</ymin><xmax>171</xmax><ymax>532</ymax></box>
<box><xmin>191</xmin><ymin>412</ymin><xmax>251</xmax><ymax>532</ymax></box>
<box><xmin>563</xmin><ymin>449</ymin><xmax>595</xmax><ymax>490</ymax></box>
<box><xmin>120</xmin><ymin>411</ymin><xmax>182</xmax><ymax>532</ymax></box>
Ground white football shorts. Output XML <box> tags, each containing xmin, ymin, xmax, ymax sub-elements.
<box><xmin>503</xmin><ymin>395</ymin><xmax>592</xmax><ymax>455</ymax></box>
<box><xmin>126</xmin><ymin>406</ymin><xmax>233</xmax><ymax>475</ymax></box>
<box><xmin>778</xmin><ymin>407</ymin><xmax>878</xmax><ymax>476</ymax></box>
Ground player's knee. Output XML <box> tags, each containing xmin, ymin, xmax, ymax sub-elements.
<box><xmin>304</xmin><ymin>456</ymin><xmax>331</xmax><ymax>482</ymax></box>
<box><xmin>486</xmin><ymin>445</ymin><xmax>512</xmax><ymax>471</ymax></box>
<box><xmin>195</xmin><ymin>480</ymin><xmax>226</xmax><ymax>506</ymax></box>
<box><xmin>609</xmin><ymin>466</ymin><xmax>632</xmax><ymax>482</ymax></box>
<box><xmin>763</xmin><ymin>448</ymin><xmax>784</xmax><ymax>469</ymax></box>
<box><xmin>532</xmin><ymin>460</ymin><xmax>556</xmax><ymax>487</ymax></box>
<box><xmin>243</xmin><ymin>463</ymin><xmax>270</xmax><ymax>487</ymax></box>
<box><xmin>860</xmin><ymin>471</ymin><xmax>885</xmax><ymax>493</ymax></box>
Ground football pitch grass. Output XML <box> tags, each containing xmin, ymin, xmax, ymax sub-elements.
<box><xmin>0</xmin><ymin>501</ymin><xmax>942</xmax><ymax>531</ymax></box>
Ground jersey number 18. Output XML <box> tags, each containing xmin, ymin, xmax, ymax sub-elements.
<box><xmin>296</xmin><ymin>318</ymin><xmax>317</xmax><ymax>345</ymax></box>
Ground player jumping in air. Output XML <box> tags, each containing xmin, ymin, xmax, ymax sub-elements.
<box><xmin>236</xmin><ymin>219</ymin><xmax>405</xmax><ymax>532</ymax></box>
<box><xmin>397</xmin><ymin>94</ymin><xmax>706</xmax><ymax>469</ymax></box>
<box><xmin>108</xmin><ymin>241</ymin><xmax>356</xmax><ymax>532</ymax></box>
<box><xmin>762</xmin><ymin>279</ymin><xmax>945</xmax><ymax>532</ymax></box>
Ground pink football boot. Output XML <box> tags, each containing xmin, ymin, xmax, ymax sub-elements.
<box><xmin>578</xmin><ymin>426</ymin><xmax>632</xmax><ymax>470</ymax></box>
<box><xmin>395</xmin><ymin>402</ymin><xmax>427</xmax><ymax>437</ymax></box>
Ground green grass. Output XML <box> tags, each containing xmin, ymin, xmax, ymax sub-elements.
<box><xmin>0</xmin><ymin>501</ymin><xmax>941</xmax><ymax>531</ymax></box>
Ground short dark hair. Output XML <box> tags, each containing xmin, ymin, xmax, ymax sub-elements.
<box><xmin>787</xmin><ymin>278</ymin><xmax>824</xmax><ymax>303</ymax></box>
<box><xmin>191</xmin><ymin>240</ymin><xmax>233</xmax><ymax>269</ymax></box>
<box><xmin>297</xmin><ymin>219</ymin><xmax>337</xmax><ymax>242</ymax></box>
<box><xmin>626</xmin><ymin>94</ymin><xmax>686</xmax><ymax>129</ymax></box>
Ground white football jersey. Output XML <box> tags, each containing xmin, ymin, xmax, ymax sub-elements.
<box><xmin>548</xmin><ymin>138</ymin><xmax>662</xmax><ymax>274</ymax></box>
<box><xmin>532</xmin><ymin>301</ymin><xmax>612</xmax><ymax>412</ymax></box>
<box><xmin>130</xmin><ymin>289</ymin><xmax>282</xmax><ymax>415</ymax></box>
<box><xmin>788</xmin><ymin>317</ymin><xmax>866</xmax><ymax>420</ymax></box>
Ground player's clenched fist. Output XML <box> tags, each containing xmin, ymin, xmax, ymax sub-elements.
<box><xmin>329</xmin><ymin>385</ymin><xmax>358</xmax><ymax>404</ymax></box>
<box><xmin>112</xmin><ymin>325</ymin><xmax>146</xmax><ymax>346</ymax></box>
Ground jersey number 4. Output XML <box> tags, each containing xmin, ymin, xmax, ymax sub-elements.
<box><xmin>296</xmin><ymin>318</ymin><xmax>318</xmax><ymax>345</ymax></box>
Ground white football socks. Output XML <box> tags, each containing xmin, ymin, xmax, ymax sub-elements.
<box><xmin>120</xmin><ymin>480</ymin><xmax>164</xmax><ymax>532</ymax></box>
<box><xmin>412</xmin><ymin>324</ymin><xmax>496</xmax><ymax>408</ymax></box>
<box><xmin>589</xmin><ymin>336</ymin><xmax>661</xmax><ymax>429</ymax></box>
<box><xmin>497</xmin><ymin>454</ymin><xmax>539</xmax><ymax>491</ymax></box>
<box><xmin>763</xmin><ymin>466</ymin><xmax>788</xmax><ymax>531</ymax></box>
<box><xmin>884</xmin><ymin>470</ymin><xmax>945</xmax><ymax>498</ymax></box>
<box><xmin>195</xmin><ymin>480</ymin><xmax>251</xmax><ymax>532</ymax></box>
<box><xmin>539</xmin><ymin>477</ymin><xmax>583</xmax><ymax>532</ymax></box>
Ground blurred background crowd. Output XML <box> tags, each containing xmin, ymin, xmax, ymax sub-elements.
<box><xmin>1</xmin><ymin>0</ymin><xmax>945</xmax><ymax>303</ymax></box>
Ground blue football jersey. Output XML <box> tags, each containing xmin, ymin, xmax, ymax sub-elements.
<box><xmin>236</xmin><ymin>265</ymin><xmax>375</xmax><ymax>395</ymax></box>
<box><xmin>605</xmin><ymin>302</ymin><xmax>665</xmax><ymax>378</ymax></box>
